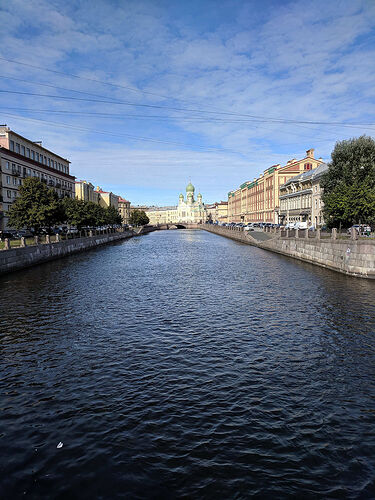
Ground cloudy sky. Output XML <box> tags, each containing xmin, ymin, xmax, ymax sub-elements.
<box><xmin>0</xmin><ymin>0</ymin><xmax>374</xmax><ymax>204</ymax></box>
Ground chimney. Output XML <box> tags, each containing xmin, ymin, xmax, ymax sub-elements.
<box><xmin>306</xmin><ymin>148</ymin><xmax>314</xmax><ymax>158</ymax></box>
<box><xmin>34</xmin><ymin>141</ymin><xmax>42</xmax><ymax>146</ymax></box>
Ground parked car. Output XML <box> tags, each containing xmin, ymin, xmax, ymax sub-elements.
<box><xmin>294</xmin><ymin>221</ymin><xmax>308</xmax><ymax>230</ymax></box>
<box><xmin>244</xmin><ymin>226</ymin><xmax>254</xmax><ymax>231</ymax></box>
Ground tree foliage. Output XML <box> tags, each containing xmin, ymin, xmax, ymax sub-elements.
<box><xmin>129</xmin><ymin>209</ymin><xmax>149</xmax><ymax>226</ymax></box>
<box><xmin>321</xmin><ymin>136</ymin><xmax>375</xmax><ymax>227</ymax></box>
<box><xmin>105</xmin><ymin>205</ymin><xmax>123</xmax><ymax>226</ymax></box>
<box><xmin>8</xmin><ymin>177</ymin><xmax>63</xmax><ymax>232</ymax></box>
<box><xmin>8</xmin><ymin>178</ymin><xmax>124</xmax><ymax>231</ymax></box>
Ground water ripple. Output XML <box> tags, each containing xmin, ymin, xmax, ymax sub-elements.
<box><xmin>0</xmin><ymin>230</ymin><xmax>374</xmax><ymax>498</ymax></box>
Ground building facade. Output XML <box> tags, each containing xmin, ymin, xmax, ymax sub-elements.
<box><xmin>227</xmin><ymin>149</ymin><xmax>324</xmax><ymax>224</ymax></box>
<box><xmin>75</xmin><ymin>180</ymin><xmax>100</xmax><ymax>204</ymax></box>
<box><xmin>206</xmin><ymin>201</ymin><xmax>228</xmax><ymax>223</ymax></box>
<box><xmin>0</xmin><ymin>126</ymin><xmax>75</xmax><ymax>230</ymax></box>
<box><xmin>94</xmin><ymin>187</ymin><xmax>119</xmax><ymax>210</ymax></box>
<box><xmin>279</xmin><ymin>163</ymin><xmax>328</xmax><ymax>227</ymax></box>
<box><xmin>118</xmin><ymin>198</ymin><xmax>131</xmax><ymax>224</ymax></box>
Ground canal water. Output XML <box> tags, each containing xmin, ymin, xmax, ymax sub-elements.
<box><xmin>0</xmin><ymin>230</ymin><xmax>374</xmax><ymax>498</ymax></box>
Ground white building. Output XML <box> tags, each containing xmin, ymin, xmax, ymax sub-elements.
<box><xmin>146</xmin><ymin>183</ymin><xmax>206</xmax><ymax>225</ymax></box>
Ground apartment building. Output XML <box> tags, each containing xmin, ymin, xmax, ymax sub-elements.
<box><xmin>0</xmin><ymin>126</ymin><xmax>75</xmax><ymax>230</ymax></box>
<box><xmin>94</xmin><ymin>187</ymin><xmax>119</xmax><ymax>210</ymax></box>
<box><xmin>206</xmin><ymin>201</ymin><xmax>228</xmax><ymax>223</ymax></box>
<box><xmin>118</xmin><ymin>198</ymin><xmax>131</xmax><ymax>224</ymax></box>
<box><xmin>227</xmin><ymin>149</ymin><xmax>324</xmax><ymax>224</ymax></box>
<box><xmin>75</xmin><ymin>180</ymin><xmax>100</xmax><ymax>204</ymax></box>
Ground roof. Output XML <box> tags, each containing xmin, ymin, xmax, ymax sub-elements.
<box><xmin>118</xmin><ymin>197</ymin><xmax>130</xmax><ymax>203</ymax></box>
<box><xmin>281</xmin><ymin>163</ymin><xmax>328</xmax><ymax>188</ymax></box>
<box><xmin>1</xmin><ymin>127</ymin><xmax>70</xmax><ymax>163</ymax></box>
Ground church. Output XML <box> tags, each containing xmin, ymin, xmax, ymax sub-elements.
<box><xmin>146</xmin><ymin>183</ymin><xmax>206</xmax><ymax>225</ymax></box>
<box><xmin>177</xmin><ymin>182</ymin><xmax>206</xmax><ymax>223</ymax></box>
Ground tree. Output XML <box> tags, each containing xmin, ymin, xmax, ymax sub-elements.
<box><xmin>321</xmin><ymin>136</ymin><xmax>375</xmax><ymax>227</ymax></box>
<box><xmin>62</xmin><ymin>197</ymin><xmax>90</xmax><ymax>229</ymax></box>
<box><xmin>8</xmin><ymin>177</ymin><xmax>63</xmax><ymax>233</ymax></box>
<box><xmin>129</xmin><ymin>209</ymin><xmax>149</xmax><ymax>226</ymax></box>
<box><xmin>105</xmin><ymin>205</ymin><xmax>122</xmax><ymax>226</ymax></box>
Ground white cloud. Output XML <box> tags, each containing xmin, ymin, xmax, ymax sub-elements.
<box><xmin>0</xmin><ymin>0</ymin><xmax>374</xmax><ymax>203</ymax></box>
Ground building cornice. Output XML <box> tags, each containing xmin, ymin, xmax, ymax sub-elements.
<box><xmin>0</xmin><ymin>146</ymin><xmax>75</xmax><ymax>181</ymax></box>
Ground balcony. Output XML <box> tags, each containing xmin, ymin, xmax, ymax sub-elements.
<box><xmin>55</xmin><ymin>182</ymin><xmax>62</xmax><ymax>188</ymax></box>
<box><xmin>48</xmin><ymin>180</ymin><xmax>55</xmax><ymax>186</ymax></box>
<box><xmin>12</xmin><ymin>169</ymin><xmax>21</xmax><ymax>177</ymax></box>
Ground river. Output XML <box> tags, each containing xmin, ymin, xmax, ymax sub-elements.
<box><xmin>0</xmin><ymin>229</ymin><xmax>374</xmax><ymax>498</ymax></box>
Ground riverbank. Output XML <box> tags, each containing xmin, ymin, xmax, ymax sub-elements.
<box><xmin>204</xmin><ymin>225</ymin><xmax>375</xmax><ymax>279</ymax></box>
<box><xmin>0</xmin><ymin>226</ymin><xmax>156</xmax><ymax>275</ymax></box>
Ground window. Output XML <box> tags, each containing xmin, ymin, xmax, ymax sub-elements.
<box><xmin>44</xmin><ymin>156</ymin><xmax>47</xmax><ymax>164</ymax></box>
<box><xmin>5</xmin><ymin>161</ymin><xmax>10</xmax><ymax>169</ymax></box>
<box><xmin>9</xmin><ymin>140</ymin><xmax>14</xmax><ymax>151</ymax></box>
<box><xmin>7</xmin><ymin>190</ymin><xmax>11</xmax><ymax>198</ymax></box>
<box><xmin>6</xmin><ymin>176</ymin><xmax>10</xmax><ymax>184</ymax></box>
<box><xmin>35</xmin><ymin>152</ymin><xmax>39</xmax><ymax>162</ymax></box>
<box><xmin>26</xmin><ymin>148</ymin><xmax>30</xmax><ymax>158</ymax></box>
<box><xmin>13</xmin><ymin>177</ymin><xmax>17</xmax><ymax>185</ymax></box>
<box><xmin>21</xmin><ymin>145</ymin><xmax>25</xmax><ymax>155</ymax></box>
<box><xmin>16</xmin><ymin>143</ymin><xmax>20</xmax><ymax>153</ymax></box>
<box><xmin>31</xmin><ymin>150</ymin><xmax>35</xmax><ymax>160</ymax></box>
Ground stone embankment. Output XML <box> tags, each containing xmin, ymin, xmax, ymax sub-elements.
<box><xmin>0</xmin><ymin>226</ymin><xmax>156</xmax><ymax>275</ymax></box>
<box><xmin>204</xmin><ymin>225</ymin><xmax>375</xmax><ymax>279</ymax></box>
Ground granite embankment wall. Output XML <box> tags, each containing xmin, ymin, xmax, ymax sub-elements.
<box><xmin>0</xmin><ymin>227</ymin><xmax>155</xmax><ymax>275</ymax></box>
<box><xmin>204</xmin><ymin>225</ymin><xmax>375</xmax><ymax>279</ymax></box>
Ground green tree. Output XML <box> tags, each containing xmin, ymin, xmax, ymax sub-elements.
<box><xmin>129</xmin><ymin>209</ymin><xmax>150</xmax><ymax>226</ymax></box>
<box><xmin>105</xmin><ymin>205</ymin><xmax>122</xmax><ymax>226</ymax></box>
<box><xmin>8</xmin><ymin>177</ymin><xmax>63</xmax><ymax>233</ymax></box>
<box><xmin>321</xmin><ymin>136</ymin><xmax>375</xmax><ymax>227</ymax></box>
<box><xmin>62</xmin><ymin>198</ymin><xmax>90</xmax><ymax>229</ymax></box>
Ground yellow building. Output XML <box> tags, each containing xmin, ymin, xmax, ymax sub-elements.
<box><xmin>228</xmin><ymin>149</ymin><xmax>324</xmax><ymax>223</ymax></box>
<box><xmin>94</xmin><ymin>187</ymin><xmax>119</xmax><ymax>210</ymax></box>
<box><xmin>75</xmin><ymin>180</ymin><xmax>100</xmax><ymax>204</ymax></box>
<box><xmin>146</xmin><ymin>206</ymin><xmax>178</xmax><ymax>225</ymax></box>
<box><xmin>206</xmin><ymin>201</ymin><xmax>228</xmax><ymax>223</ymax></box>
<box><xmin>118</xmin><ymin>197</ymin><xmax>131</xmax><ymax>224</ymax></box>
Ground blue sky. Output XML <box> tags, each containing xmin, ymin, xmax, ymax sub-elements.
<box><xmin>0</xmin><ymin>0</ymin><xmax>374</xmax><ymax>205</ymax></box>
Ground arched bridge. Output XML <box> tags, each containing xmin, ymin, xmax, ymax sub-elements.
<box><xmin>156</xmin><ymin>223</ymin><xmax>201</xmax><ymax>230</ymax></box>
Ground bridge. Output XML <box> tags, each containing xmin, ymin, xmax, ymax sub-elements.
<box><xmin>155</xmin><ymin>223</ymin><xmax>202</xmax><ymax>230</ymax></box>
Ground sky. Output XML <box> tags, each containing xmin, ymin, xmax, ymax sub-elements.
<box><xmin>0</xmin><ymin>0</ymin><xmax>374</xmax><ymax>205</ymax></box>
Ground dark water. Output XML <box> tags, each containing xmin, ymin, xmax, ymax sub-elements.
<box><xmin>0</xmin><ymin>230</ymin><xmax>374</xmax><ymax>499</ymax></box>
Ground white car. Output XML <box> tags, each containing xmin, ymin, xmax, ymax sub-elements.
<box><xmin>294</xmin><ymin>221</ymin><xmax>308</xmax><ymax>230</ymax></box>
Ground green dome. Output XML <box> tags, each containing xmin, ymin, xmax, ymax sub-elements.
<box><xmin>179</xmin><ymin>193</ymin><xmax>184</xmax><ymax>198</ymax></box>
<box><xmin>186</xmin><ymin>182</ymin><xmax>195</xmax><ymax>193</ymax></box>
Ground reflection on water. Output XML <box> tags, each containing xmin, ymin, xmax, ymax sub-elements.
<box><xmin>0</xmin><ymin>230</ymin><xmax>374</xmax><ymax>498</ymax></box>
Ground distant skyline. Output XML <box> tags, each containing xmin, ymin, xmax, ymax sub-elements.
<box><xmin>0</xmin><ymin>0</ymin><xmax>374</xmax><ymax>205</ymax></box>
